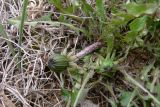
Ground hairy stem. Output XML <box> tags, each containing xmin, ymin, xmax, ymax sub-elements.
<box><xmin>75</xmin><ymin>42</ymin><xmax>103</xmax><ymax>59</ymax></box>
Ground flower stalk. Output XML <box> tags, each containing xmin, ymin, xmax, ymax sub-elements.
<box><xmin>48</xmin><ymin>42</ymin><xmax>103</xmax><ymax>72</ymax></box>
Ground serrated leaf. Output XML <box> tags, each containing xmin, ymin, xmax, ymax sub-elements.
<box><xmin>72</xmin><ymin>70</ymin><xmax>94</xmax><ymax>107</ymax></box>
<box><xmin>126</xmin><ymin>3</ymin><xmax>158</xmax><ymax>17</ymax></box>
<box><xmin>140</xmin><ymin>60</ymin><xmax>155</xmax><ymax>81</ymax></box>
<box><xmin>120</xmin><ymin>90</ymin><xmax>136</xmax><ymax>107</ymax></box>
<box><xmin>8</xmin><ymin>18</ymin><xmax>38</xmax><ymax>26</ymax></box>
<box><xmin>120</xmin><ymin>91</ymin><xmax>132</xmax><ymax>106</ymax></box>
<box><xmin>8</xmin><ymin>18</ymin><xmax>85</xmax><ymax>33</ymax></box>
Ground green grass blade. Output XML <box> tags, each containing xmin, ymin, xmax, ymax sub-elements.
<box><xmin>18</xmin><ymin>0</ymin><xmax>28</xmax><ymax>71</ymax></box>
<box><xmin>72</xmin><ymin>70</ymin><xmax>94</xmax><ymax>107</ymax></box>
<box><xmin>0</xmin><ymin>23</ymin><xmax>16</xmax><ymax>56</ymax></box>
<box><xmin>96</xmin><ymin>0</ymin><xmax>106</xmax><ymax>22</ymax></box>
<box><xmin>123</xmin><ymin>71</ymin><xmax>160</xmax><ymax>105</ymax></box>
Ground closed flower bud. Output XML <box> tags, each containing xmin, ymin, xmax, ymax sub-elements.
<box><xmin>48</xmin><ymin>54</ymin><xmax>70</xmax><ymax>72</ymax></box>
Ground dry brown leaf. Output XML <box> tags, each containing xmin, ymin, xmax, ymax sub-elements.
<box><xmin>2</xmin><ymin>94</ymin><xmax>16</xmax><ymax>107</ymax></box>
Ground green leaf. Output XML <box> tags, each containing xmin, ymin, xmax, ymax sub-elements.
<box><xmin>72</xmin><ymin>70</ymin><xmax>94</xmax><ymax>107</ymax></box>
<box><xmin>124</xmin><ymin>72</ymin><xmax>160</xmax><ymax>105</ymax></box>
<box><xmin>8</xmin><ymin>19</ymin><xmax>85</xmax><ymax>33</ymax></box>
<box><xmin>68</xmin><ymin>67</ymin><xmax>81</xmax><ymax>83</ymax></box>
<box><xmin>103</xmin><ymin>58</ymin><xmax>113</xmax><ymax>68</ymax></box>
<box><xmin>0</xmin><ymin>24</ymin><xmax>15</xmax><ymax>56</ymax></box>
<box><xmin>111</xmin><ymin>12</ymin><xmax>134</xmax><ymax>26</ymax></box>
<box><xmin>126</xmin><ymin>3</ymin><xmax>158</xmax><ymax>17</ymax></box>
<box><xmin>97</xmin><ymin>51</ymin><xmax>115</xmax><ymax>76</ymax></box>
<box><xmin>69</xmin><ymin>0</ymin><xmax>80</xmax><ymax>6</ymax></box>
<box><xmin>124</xmin><ymin>31</ymin><xmax>138</xmax><ymax>43</ymax></box>
<box><xmin>81</xmin><ymin>0</ymin><xmax>94</xmax><ymax>16</ymax></box>
<box><xmin>49</xmin><ymin>0</ymin><xmax>63</xmax><ymax>11</ymax></box>
<box><xmin>106</xmin><ymin>34</ymin><xmax>114</xmax><ymax>57</ymax></box>
<box><xmin>71</xmin><ymin>88</ymin><xmax>89</xmax><ymax>105</ymax></box>
<box><xmin>49</xmin><ymin>0</ymin><xmax>74</xmax><ymax>14</ymax></box>
<box><xmin>120</xmin><ymin>90</ymin><xmax>136</xmax><ymax>107</ymax></box>
<box><xmin>18</xmin><ymin>0</ymin><xmax>28</xmax><ymax>71</ymax></box>
<box><xmin>62</xmin><ymin>88</ymin><xmax>71</xmax><ymax>101</ymax></box>
<box><xmin>35</xmin><ymin>13</ymin><xmax>52</xmax><ymax>21</ymax></box>
<box><xmin>129</xmin><ymin>16</ymin><xmax>148</xmax><ymax>32</ymax></box>
<box><xmin>96</xmin><ymin>0</ymin><xmax>106</xmax><ymax>22</ymax></box>
<box><xmin>120</xmin><ymin>91</ymin><xmax>132</xmax><ymax>106</ymax></box>
<box><xmin>140</xmin><ymin>60</ymin><xmax>155</xmax><ymax>81</ymax></box>
<box><xmin>155</xmin><ymin>85</ymin><xmax>160</xmax><ymax>107</ymax></box>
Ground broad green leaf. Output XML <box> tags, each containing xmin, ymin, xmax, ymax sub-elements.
<box><xmin>111</xmin><ymin>12</ymin><xmax>134</xmax><ymax>26</ymax></box>
<box><xmin>129</xmin><ymin>16</ymin><xmax>148</xmax><ymax>32</ymax></box>
<box><xmin>126</xmin><ymin>3</ymin><xmax>158</xmax><ymax>17</ymax></box>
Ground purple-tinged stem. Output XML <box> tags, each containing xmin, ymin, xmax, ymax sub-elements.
<box><xmin>75</xmin><ymin>42</ymin><xmax>103</xmax><ymax>59</ymax></box>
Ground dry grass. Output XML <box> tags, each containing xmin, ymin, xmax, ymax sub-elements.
<box><xmin>0</xmin><ymin>0</ymin><xmax>72</xmax><ymax>106</ymax></box>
